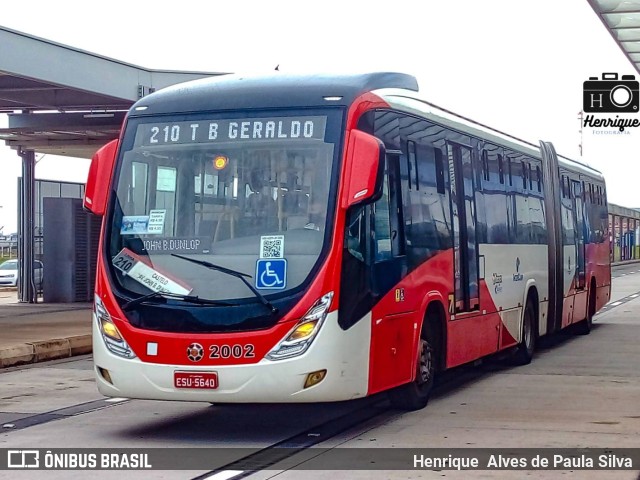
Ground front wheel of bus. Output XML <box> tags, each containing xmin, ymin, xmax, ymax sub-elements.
<box><xmin>388</xmin><ymin>337</ymin><xmax>435</xmax><ymax>411</ymax></box>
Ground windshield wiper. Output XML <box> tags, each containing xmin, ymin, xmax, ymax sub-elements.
<box><xmin>171</xmin><ymin>253</ymin><xmax>278</xmax><ymax>314</ymax></box>
<box><xmin>122</xmin><ymin>290</ymin><xmax>231</xmax><ymax>311</ymax></box>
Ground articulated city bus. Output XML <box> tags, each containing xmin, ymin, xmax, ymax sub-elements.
<box><xmin>84</xmin><ymin>72</ymin><xmax>611</xmax><ymax>410</ymax></box>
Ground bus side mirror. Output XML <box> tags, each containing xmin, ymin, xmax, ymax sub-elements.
<box><xmin>342</xmin><ymin>130</ymin><xmax>385</xmax><ymax>209</ymax></box>
<box><xmin>84</xmin><ymin>139</ymin><xmax>118</xmax><ymax>216</ymax></box>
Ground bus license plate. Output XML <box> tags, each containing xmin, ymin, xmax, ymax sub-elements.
<box><xmin>174</xmin><ymin>371</ymin><xmax>218</xmax><ymax>389</ymax></box>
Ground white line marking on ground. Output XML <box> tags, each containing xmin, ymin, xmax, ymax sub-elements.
<box><xmin>104</xmin><ymin>397</ymin><xmax>128</xmax><ymax>403</ymax></box>
<box><xmin>203</xmin><ymin>471</ymin><xmax>244</xmax><ymax>480</ymax></box>
<box><xmin>610</xmin><ymin>301</ymin><xmax>622</xmax><ymax>307</ymax></box>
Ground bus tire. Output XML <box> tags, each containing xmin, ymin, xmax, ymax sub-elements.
<box><xmin>512</xmin><ymin>298</ymin><xmax>536</xmax><ymax>365</ymax></box>
<box><xmin>576</xmin><ymin>285</ymin><xmax>596</xmax><ymax>335</ymax></box>
<box><xmin>388</xmin><ymin>336</ymin><xmax>435</xmax><ymax>411</ymax></box>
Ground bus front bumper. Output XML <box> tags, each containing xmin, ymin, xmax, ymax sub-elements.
<box><xmin>93</xmin><ymin>311</ymin><xmax>371</xmax><ymax>403</ymax></box>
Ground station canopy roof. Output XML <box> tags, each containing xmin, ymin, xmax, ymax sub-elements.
<box><xmin>0</xmin><ymin>26</ymin><xmax>225</xmax><ymax>159</ymax></box>
<box><xmin>3</xmin><ymin>4</ymin><xmax>638</xmax><ymax>160</ymax></box>
<box><xmin>588</xmin><ymin>0</ymin><xmax>640</xmax><ymax>76</ymax></box>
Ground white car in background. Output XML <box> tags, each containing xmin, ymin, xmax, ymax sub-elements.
<box><xmin>0</xmin><ymin>259</ymin><xmax>43</xmax><ymax>290</ymax></box>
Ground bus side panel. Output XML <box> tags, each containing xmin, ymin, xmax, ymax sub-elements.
<box><xmin>476</xmin><ymin>244</ymin><xmax>548</xmax><ymax>347</ymax></box>
<box><xmin>564</xmin><ymin>236</ymin><xmax>611</xmax><ymax>326</ymax></box>
<box><xmin>368</xmin><ymin>250</ymin><xmax>452</xmax><ymax>395</ymax></box>
<box><xmin>368</xmin><ymin>311</ymin><xmax>417</xmax><ymax>394</ymax></box>
<box><xmin>573</xmin><ymin>290</ymin><xmax>588</xmax><ymax>324</ymax></box>
<box><xmin>587</xmin><ymin>241</ymin><xmax>612</xmax><ymax>311</ymax></box>
<box><xmin>446</xmin><ymin>280</ymin><xmax>504</xmax><ymax>368</ymax></box>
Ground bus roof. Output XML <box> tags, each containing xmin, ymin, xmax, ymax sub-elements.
<box><xmin>130</xmin><ymin>72</ymin><xmax>419</xmax><ymax>115</ymax></box>
<box><xmin>377</xmin><ymin>88</ymin><xmax>604</xmax><ymax>181</ymax></box>
<box><xmin>129</xmin><ymin>71</ymin><xmax>603</xmax><ymax>182</ymax></box>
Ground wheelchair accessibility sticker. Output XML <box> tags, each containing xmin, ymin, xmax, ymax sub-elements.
<box><xmin>255</xmin><ymin>259</ymin><xmax>287</xmax><ymax>289</ymax></box>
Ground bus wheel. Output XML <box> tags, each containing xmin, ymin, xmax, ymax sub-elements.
<box><xmin>388</xmin><ymin>337</ymin><xmax>435</xmax><ymax>411</ymax></box>
<box><xmin>576</xmin><ymin>287</ymin><xmax>596</xmax><ymax>335</ymax></box>
<box><xmin>512</xmin><ymin>298</ymin><xmax>536</xmax><ymax>365</ymax></box>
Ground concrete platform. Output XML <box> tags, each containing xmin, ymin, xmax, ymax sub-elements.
<box><xmin>0</xmin><ymin>289</ymin><xmax>91</xmax><ymax>368</ymax></box>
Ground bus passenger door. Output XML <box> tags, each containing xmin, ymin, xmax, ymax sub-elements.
<box><xmin>559</xmin><ymin>175</ymin><xmax>577</xmax><ymax>326</ymax></box>
<box><xmin>572</xmin><ymin>180</ymin><xmax>586</xmax><ymax>290</ymax></box>
<box><xmin>446</xmin><ymin>143</ymin><xmax>501</xmax><ymax>365</ymax></box>
<box><xmin>369</xmin><ymin>153</ymin><xmax>414</xmax><ymax>393</ymax></box>
<box><xmin>572</xmin><ymin>179</ymin><xmax>588</xmax><ymax>321</ymax></box>
<box><xmin>447</xmin><ymin>143</ymin><xmax>479</xmax><ymax>313</ymax></box>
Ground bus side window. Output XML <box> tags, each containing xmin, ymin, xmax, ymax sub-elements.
<box><xmin>435</xmin><ymin>148</ymin><xmax>445</xmax><ymax>194</ymax></box>
<box><xmin>129</xmin><ymin>161</ymin><xmax>149</xmax><ymax>214</ymax></box>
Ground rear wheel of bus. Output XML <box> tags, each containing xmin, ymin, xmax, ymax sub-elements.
<box><xmin>511</xmin><ymin>297</ymin><xmax>536</xmax><ymax>365</ymax></box>
<box><xmin>575</xmin><ymin>281</ymin><xmax>596</xmax><ymax>335</ymax></box>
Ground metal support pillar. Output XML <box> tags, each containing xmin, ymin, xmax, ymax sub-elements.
<box><xmin>18</xmin><ymin>148</ymin><xmax>36</xmax><ymax>303</ymax></box>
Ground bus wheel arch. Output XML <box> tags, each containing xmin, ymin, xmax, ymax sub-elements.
<box><xmin>388</xmin><ymin>300</ymin><xmax>446</xmax><ymax>411</ymax></box>
<box><xmin>576</xmin><ymin>277</ymin><xmax>597</xmax><ymax>335</ymax></box>
<box><xmin>421</xmin><ymin>301</ymin><xmax>447</xmax><ymax>373</ymax></box>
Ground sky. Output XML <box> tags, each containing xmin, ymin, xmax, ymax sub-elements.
<box><xmin>0</xmin><ymin>0</ymin><xmax>638</xmax><ymax>233</ymax></box>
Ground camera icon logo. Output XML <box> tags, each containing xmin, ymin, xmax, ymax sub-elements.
<box><xmin>583</xmin><ymin>73</ymin><xmax>639</xmax><ymax>113</ymax></box>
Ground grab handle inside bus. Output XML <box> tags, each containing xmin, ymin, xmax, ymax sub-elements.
<box><xmin>343</xmin><ymin>129</ymin><xmax>385</xmax><ymax>208</ymax></box>
<box><xmin>84</xmin><ymin>139</ymin><xmax>118</xmax><ymax>216</ymax></box>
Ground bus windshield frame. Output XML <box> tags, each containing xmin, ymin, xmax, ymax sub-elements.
<box><xmin>103</xmin><ymin>107</ymin><xmax>345</xmax><ymax>328</ymax></box>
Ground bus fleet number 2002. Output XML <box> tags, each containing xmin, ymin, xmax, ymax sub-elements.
<box><xmin>209</xmin><ymin>344</ymin><xmax>255</xmax><ymax>359</ymax></box>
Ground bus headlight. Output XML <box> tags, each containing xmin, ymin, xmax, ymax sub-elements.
<box><xmin>266</xmin><ymin>292</ymin><xmax>334</xmax><ymax>361</ymax></box>
<box><xmin>95</xmin><ymin>295</ymin><xmax>136</xmax><ymax>359</ymax></box>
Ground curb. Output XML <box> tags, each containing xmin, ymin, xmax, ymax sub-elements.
<box><xmin>611</xmin><ymin>259</ymin><xmax>640</xmax><ymax>267</ymax></box>
<box><xmin>0</xmin><ymin>334</ymin><xmax>92</xmax><ymax>368</ymax></box>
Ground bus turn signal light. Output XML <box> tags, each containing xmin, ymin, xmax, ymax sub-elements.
<box><xmin>288</xmin><ymin>320</ymin><xmax>318</xmax><ymax>341</ymax></box>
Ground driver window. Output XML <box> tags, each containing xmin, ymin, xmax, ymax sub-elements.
<box><xmin>373</xmin><ymin>172</ymin><xmax>392</xmax><ymax>262</ymax></box>
<box><xmin>345</xmin><ymin>205</ymin><xmax>367</xmax><ymax>263</ymax></box>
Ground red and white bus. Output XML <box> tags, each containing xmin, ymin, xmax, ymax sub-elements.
<box><xmin>84</xmin><ymin>72</ymin><xmax>611</xmax><ymax>410</ymax></box>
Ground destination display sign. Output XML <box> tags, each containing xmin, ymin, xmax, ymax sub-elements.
<box><xmin>134</xmin><ymin>116</ymin><xmax>327</xmax><ymax>147</ymax></box>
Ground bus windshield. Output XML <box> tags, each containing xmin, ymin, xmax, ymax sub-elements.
<box><xmin>107</xmin><ymin>110</ymin><xmax>340</xmax><ymax>303</ymax></box>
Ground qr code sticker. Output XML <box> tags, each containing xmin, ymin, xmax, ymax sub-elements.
<box><xmin>260</xmin><ymin>235</ymin><xmax>284</xmax><ymax>259</ymax></box>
